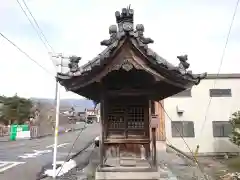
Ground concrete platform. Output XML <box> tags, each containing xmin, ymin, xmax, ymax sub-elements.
<box><xmin>105</xmin><ymin>157</ymin><xmax>151</xmax><ymax>168</ymax></box>
<box><xmin>94</xmin><ymin>142</ymin><xmax>180</xmax><ymax>180</ymax></box>
<box><xmin>95</xmin><ymin>170</ymin><xmax>160</xmax><ymax>180</ymax></box>
<box><xmin>95</xmin><ymin>166</ymin><xmax>178</xmax><ymax>180</ymax></box>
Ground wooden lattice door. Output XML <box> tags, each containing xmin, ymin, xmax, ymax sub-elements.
<box><xmin>126</xmin><ymin>105</ymin><xmax>146</xmax><ymax>138</ymax></box>
<box><xmin>106</xmin><ymin>97</ymin><xmax>148</xmax><ymax>139</ymax></box>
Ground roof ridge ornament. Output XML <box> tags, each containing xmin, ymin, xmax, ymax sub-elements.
<box><xmin>67</xmin><ymin>56</ymin><xmax>82</xmax><ymax>76</ymax></box>
<box><xmin>176</xmin><ymin>54</ymin><xmax>207</xmax><ymax>83</ymax></box>
<box><xmin>115</xmin><ymin>5</ymin><xmax>134</xmax><ymax>32</ymax></box>
<box><xmin>57</xmin><ymin>7</ymin><xmax>208</xmax><ymax>96</ymax></box>
<box><xmin>100</xmin><ymin>6</ymin><xmax>135</xmax><ymax>48</ymax></box>
<box><xmin>134</xmin><ymin>24</ymin><xmax>154</xmax><ymax>47</ymax></box>
<box><xmin>79</xmin><ymin>7</ymin><xmax>207</xmax><ymax>84</ymax></box>
<box><xmin>100</xmin><ymin>25</ymin><xmax>118</xmax><ymax>46</ymax></box>
<box><xmin>101</xmin><ymin>6</ymin><xmax>154</xmax><ymax>48</ymax></box>
<box><xmin>177</xmin><ymin>55</ymin><xmax>189</xmax><ymax>75</ymax></box>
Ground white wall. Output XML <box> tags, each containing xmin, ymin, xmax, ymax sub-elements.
<box><xmin>164</xmin><ymin>77</ymin><xmax>240</xmax><ymax>154</ymax></box>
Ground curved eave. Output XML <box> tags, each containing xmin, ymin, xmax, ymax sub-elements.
<box><xmin>57</xmin><ymin>36</ymin><xmax>206</xmax><ymax>92</ymax></box>
<box><xmin>57</xmin><ymin>73</ymin><xmax>72</xmax><ymax>80</ymax></box>
<box><xmin>129</xmin><ymin>38</ymin><xmax>204</xmax><ymax>86</ymax></box>
<box><xmin>56</xmin><ymin>39</ymin><xmax>126</xmax><ymax>90</ymax></box>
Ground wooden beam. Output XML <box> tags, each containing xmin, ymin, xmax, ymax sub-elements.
<box><xmin>106</xmin><ymin>89</ymin><xmax>154</xmax><ymax>96</ymax></box>
<box><xmin>99</xmin><ymin>166</ymin><xmax>155</xmax><ymax>172</ymax></box>
<box><xmin>104</xmin><ymin>139</ymin><xmax>150</xmax><ymax>144</ymax></box>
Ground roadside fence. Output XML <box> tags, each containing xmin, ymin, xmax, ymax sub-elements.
<box><xmin>0</xmin><ymin>126</ymin><xmax>10</xmax><ymax>137</ymax></box>
<box><xmin>30</xmin><ymin>126</ymin><xmax>39</xmax><ymax>138</ymax></box>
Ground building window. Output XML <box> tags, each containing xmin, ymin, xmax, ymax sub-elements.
<box><xmin>209</xmin><ymin>89</ymin><xmax>232</xmax><ymax>97</ymax></box>
<box><xmin>212</xmin><ymin>121</ymin><xmax>232</xmax><ymax>137</ymax></box>
<box><xmin>172</xmin><ymin>89</ymin><xmax>192</xmax><ymax>97</ymax></box>
<box><xmin>171</xmin><ymin>121</ymin><xmax>195</xmax><ymax>137</ymax></box>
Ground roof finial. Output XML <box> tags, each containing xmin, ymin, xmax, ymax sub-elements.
<box><xmin>128</xmin><ymin>4</ymin><xmax>131</xmax><ymax>10</ymax></box>
<box><xmin>115</xmin><ymin>7</ymin><xmax>134</xmax><ymax>24</ymax></box>
<box><xmin>115</xmin><ymin>6</ymin><xmax>134</xmax><ymax>32</ymax></box>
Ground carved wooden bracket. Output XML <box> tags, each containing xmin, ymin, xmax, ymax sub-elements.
<box><xmin>111</xmin><ymin>58</ymin><xmax>143</xmax><ymax>72</ymax></box>
<box><xmin>122</xmin><ymin>61</ymin><xmax>133</xmax><ymax>71</ymax></box>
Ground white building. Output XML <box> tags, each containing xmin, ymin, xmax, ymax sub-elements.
<box><xmin>164</xmin><ymin>73</ymin><xmax>240</xmax><ymax>154</ymax></box>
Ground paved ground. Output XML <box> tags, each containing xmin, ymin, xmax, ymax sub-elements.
<box><xmin>43</xmin><ymin>145</ymin><xmax>100</xmax><ymax>180</ymax></box>
<box><xmin>0</xmin><ymin>122</ymin><xmax>100</xmax><ymax>180</ymax></box>
<box><xmin>40</xmin><ymin>141</ymin><xmax>216</xmax><ymax>180</ymax></box>
<box><xmin>159</xmin><ymin>142</ymin><xmax>214</xmax><ymax>180</ymax></box>
<box><xmin>51</xmin><ymin>142</ymin><xmax>206</xmax><ymax>180</ymax></box>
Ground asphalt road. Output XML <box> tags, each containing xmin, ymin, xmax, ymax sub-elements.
<box><xmin>0</xmin><ymin>122</ymin><xmax>100</xmax><ymax>180</ymax></box>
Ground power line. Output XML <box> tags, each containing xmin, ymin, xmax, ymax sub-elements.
<box><xmin>57</xmin><ymin>103</ymin><xmax>208</xmax><ymax>179</ymax></box>
<box><xmin>159</xmin><ymin>103</ymin><xmax>195</xmax><ymax>157</ymax></box>
<box><xmin>59</xmin><ymin>103</ymin><xmax>206</xmax><ymax>179</ymax></box>
<box><xmin>151</xmin><ymin>119</ymin><xmax>207</xmax><ymax>179</ymax></box>
<box><xmin>16</xmin><ymin>0</ymin><xmax>51</xmax><ymax>53</ymax></box>
<box><xmin>0</xmin><ymin>32</ymin><xmax>54</xmax><ymax>76</ymax></box>
<box><xmin>56</xmin><ymin>123</ymin><xmax>88</xmax><ymax>178</ymax></box>
<box><xmin>58</xmin><ymin>126</ymin><xmax>175</xmax><ymax>179</ymax></box>
<box><xmin>159</xmin><ymin>102</ymin><xmax>208</xmax><ymax>180</ymax></box>
<box><xmin>15</xmin><ymin>3</ymin><xmax>68</xmax><ymax>170</ymax></box>
<box><xmin>16</xmin><ymin>0</ymin><xmax>57</xmax><ymax>71</ymax></box>
<box><xmin>21</xmin><ymin>0</ymin><xmax>55</xmax><ymax>53</ymax></box>
<box><xmin>199</xmin><ymin>0</ymin><xmax>239</xmax><ymax>136</ymax></box>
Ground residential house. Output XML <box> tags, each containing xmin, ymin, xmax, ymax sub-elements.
<box><xmin>162</xmin><ymin>73</ymin><xmax>240</xmax><ymax>154</ymax></box>
<box><xmin>85</xmin><ymin>108</ymin><xmax>100</xmax><ymax>122</ymax></box>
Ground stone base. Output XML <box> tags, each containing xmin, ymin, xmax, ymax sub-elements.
<box><xmin>105</xmin><ymin>157</ymin><xmax>151</xmax><ymax>168</ymax></box>
<box><xmin>95</xmin><ymin>164</ymin><xmax>161</xmax><ymax>180</ymax></box>
<box><xmin>95</xmin><ymin>171</ymin><xmax>160</xmax><ymax>180</ymax></box>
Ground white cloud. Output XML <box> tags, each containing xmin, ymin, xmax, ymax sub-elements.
<box><xmin>0</xmin><ymin>0</ymin><xmax>239</xmax><ymax>99</ymax></box>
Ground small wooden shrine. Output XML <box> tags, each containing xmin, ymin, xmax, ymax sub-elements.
<box><xmin>57</xmin><ymin>6</ymin><xmax>207</xmax><ymax>179</ymax></box>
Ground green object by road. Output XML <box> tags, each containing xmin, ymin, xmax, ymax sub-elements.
<box><xmin>20</xmin><ymin>124</ymin><xmax>29</xmax><ymax>131</ymax></box>
<box><xmin>10</xmin><ymin>125</ymin><xmax>17</xmax><ymax>141</ymax></box>
<box><xmin>10</xmin><ymin>124</ymin><xmax>29</xmax><ymax>141</ymax></box>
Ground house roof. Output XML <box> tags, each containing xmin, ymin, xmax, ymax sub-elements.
<box><xmin>205</xmin><ymin>73</ymin><xmax>240</xmax><ymax>79</ymax></box>
<box><xmin>57</xmin><ymin>7</ymin><xmax>207</xmax><ymax>100</ymax></box>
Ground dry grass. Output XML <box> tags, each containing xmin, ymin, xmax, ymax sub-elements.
<box><xmin>224</xmin><ymin>156</ymin><xmax>240</xmax><ymax>172</ymax></box>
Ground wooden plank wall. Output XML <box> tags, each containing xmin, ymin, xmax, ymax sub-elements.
<box><xmin>155</xmin><ymin>101</ymin><xmax>166</xmax><ymax>141</ymax></box>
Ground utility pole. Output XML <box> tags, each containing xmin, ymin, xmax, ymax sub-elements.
<box><xmin>50</xmin><ymin>53</ymin><xmax>69</xmax><ymax>179</ymax></box>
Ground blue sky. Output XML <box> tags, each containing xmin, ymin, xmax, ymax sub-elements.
<box><xmin>0</xmin><ymin>0</ymin><xmax>239</xmax><ymax>99</ymax></box>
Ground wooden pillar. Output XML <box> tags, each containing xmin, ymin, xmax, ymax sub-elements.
<box><xmin>158</xmin><ymin>101</ymin><xmax>166</xmax><ymax>141</ymax></box>
<box><xmin>149</xmin><ymin>100</ymin><xmax>157</xmax><ymax>167</ymax></box>
<box><xmin>100</xmin><ymin>101</ymin><xmax>104</xmax><ymax>167</ymax></box>
<box><xmin>152</xmin><ymin>127</ymin><xmax>157</xmax><ymax>167</ymax></box>
<box><xmin>100</xmin><ymin>83</ymin><xmax>106</xmax><ymax>167</ymax></box>
<box><xmin>147</xmin><ymin>100</ymin><xmax>152</xmax><ymax>158</ymax></box>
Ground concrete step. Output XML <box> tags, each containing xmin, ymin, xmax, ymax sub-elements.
<box><xmin>95</xmin><ymin>166</ymin><xmax>178</xmax><ymax>180</ymax></box>
<box><xmin>95</xmin><ymin>171</ymin><xmax>160</xmax><ymax>180</ymax></box>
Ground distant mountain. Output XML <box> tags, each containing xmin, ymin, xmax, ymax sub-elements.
<box><xmin>30</xmin><ymin>98</ymin><xmax>55</xmax><ymax>105</ymax></box>
<box><xmin>30</xmin><ymin>98</ymin><xmax>96</xmax><ymax>112</ymax></box>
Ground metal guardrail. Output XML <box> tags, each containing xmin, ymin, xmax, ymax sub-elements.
<box><xmin>0</xmin><ymin>126</ymin><xmax>39</xmax><ymax>138</ymax></box>
<box><xmin>0</xmin><ymin>126</ymin><xmax>10</xmax><ymax>137</ymax></box>
<box><xmin>1</xmin><ymin>123</ymin><xmax>85</xmax><ymax>139</ymax></box>
<box><xmin>30</xmin><ymin>126</ymin><xmax>39</xmax><ymax>138</ymax></box>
